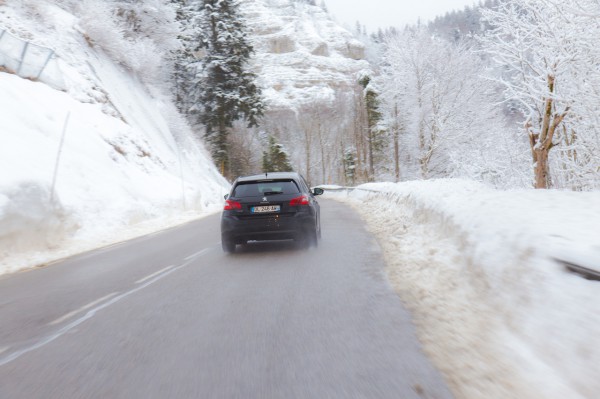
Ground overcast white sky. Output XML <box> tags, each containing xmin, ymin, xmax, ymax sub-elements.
<box><xmin>323</xmin><ymin>0</ymin><xmax>478</xmax><ymax>33</ymax></box>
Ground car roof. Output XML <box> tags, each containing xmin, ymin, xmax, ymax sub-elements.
<box><xmin>235</xmin><ymin>172</ymin><xmax>302</xmax><ymax>183</ymax></box>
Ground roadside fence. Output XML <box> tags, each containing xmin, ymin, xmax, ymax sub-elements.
<box><xmin>0</xmin><ymin>27</ymin><xmax>65</xmax><ymax>90</ymax></box>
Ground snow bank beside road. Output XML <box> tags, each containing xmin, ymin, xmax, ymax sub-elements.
<box><xmin>329</xmin><ymin>180</ymin><xmax>600</xmax><ymax>399</ymax></box>
<box><xmin>0</xmin><ymin>181</ymin><xmax>74</xmax><ymax>262</ymax></box>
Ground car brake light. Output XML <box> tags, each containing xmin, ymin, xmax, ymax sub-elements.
<box><xmin>289</xmin><ymin>195</ymin><xmax>309</xmax><ymax>206</ymax></box>
<box><xmin>224</xmin><ymin>199</ymin><xmax>242</xmax><ymax>210</ymax></box>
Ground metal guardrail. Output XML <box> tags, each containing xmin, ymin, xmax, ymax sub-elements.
<box><xmin>318</xmin><ymin>186</ymin><xmax>381</xmax><ymax>193</ymax></box>
<box><xmin>555</xmin><ymin>259</ymin><xmax>600</xmax><ymax>281</ymax></box>
<box><xmin>0</xmin><ymin>27</ymin><xmax>64</xmax><ymax>89</ymax></box>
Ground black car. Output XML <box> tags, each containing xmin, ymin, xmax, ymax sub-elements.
<box><xmin>220</xmin><ymin>172</ymin><xmax>324</xmax><ymax>253</ymax></box>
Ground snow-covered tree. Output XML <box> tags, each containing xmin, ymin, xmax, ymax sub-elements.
<box><xmin>170</xmin><ymin>0</ymin><xmax>202</xmax><ymax>115</ymax></box>
<box><xmin>343</xmin><ymin>147</ymin><xmax>357</xmax><ymax>185</ymax></box>
<box><xmin>359</xmin><ymin>74</ymin><xmax>386</xmax><ymax>181</ymax></box>
<box><xmin>377</xmin><ymin>27</ymin><xmax>529</xmax><ymax>186</ymax></box>
<box><xmin>77</xmin><ymin>0</ymin><xmax>180</xmax><ymax>81</ymax></box>
<box><xmin>262</xmin><ymin>135</ymin><xmax>292</xmax><ymax>173</ymax></box>
<box><xmin>192</xmin><ymin>0</ymin><xmax>264</xmax><ymax>179</ymax></box>
<box><xmin>113</xmin><ymin>0</ymin><xmax>181</xmax><ymax>51</ymax></box>
<box><xmin>480</xmin><ymin>0</ymin><xmax>600</xmax><ymax>189</ymax></box>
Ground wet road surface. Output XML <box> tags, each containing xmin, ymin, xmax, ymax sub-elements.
<box><xmin>0</xmin><ymin>199</ymin><xmax>453</xmax><ymax>398</ymax></box>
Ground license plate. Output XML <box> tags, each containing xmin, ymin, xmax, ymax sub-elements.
<box><xmin>252</xmin><ymin>205</ymin><xmax>280</xmax><ymax>213</ymax></box>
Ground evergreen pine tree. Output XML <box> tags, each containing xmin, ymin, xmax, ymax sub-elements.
<box><xmin>343</xmin><ymin>148</ymin><xmax>356</xmax><ymax>186</ymax></box>
<box><xmin>194</xmin><ymin>0</ymin><xmax>264</xmax><ymax>178</ymax></box>
<box><xmin>262</xmin><ymin>136</ymin><xmax>292</xmax><ymax>173</ymax></box>
<box><xmin>262</xmin><ymin>149</ymin><xmax>273</xmax><ymax>174</ymax></box>
<box><xmin>271</xmin><ymin>141</ymin><xmax>292</xmax><ymax>172</ymax></box>
<box><xmin>171</xmin><ymin>0</ymin><xmax>202</xmax><ymax>115</ymax></box>
<box><xmin>359</xmin><ymin>75</ymin><xmax>386</xmax><ymax>181</ymax></box>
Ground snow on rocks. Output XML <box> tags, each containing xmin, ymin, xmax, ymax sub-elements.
<box><xmin>239</xmin><ymin>0</ymin><xmax>369</xmax><ymax>111</ymax></box>
<box><xmin>327</xmin><ymin>179</ymin><xmax>600</xmax><ymax>399</ymax></box>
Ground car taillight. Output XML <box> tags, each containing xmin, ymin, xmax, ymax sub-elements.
<box><xmin>289</xmin><ymin>195</ymin><xmax>309</xmax><ymax>206</ymax></box>
<box><xmin>224</xmin><ymin>199</ymin><xmax>242</xmax><ymax>210</ymax></box>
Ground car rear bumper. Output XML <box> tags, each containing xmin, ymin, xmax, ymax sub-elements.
<box><xmin>221</xmin><ymin>211</ymin><xmax>315</xmax><ymax>243</ymax></box>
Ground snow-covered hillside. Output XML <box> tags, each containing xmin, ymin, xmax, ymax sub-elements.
<box><xmin>328</xmin><ymin>180</ymin><xmax>600</xmax><ymax>399</ymax></box>
<box><xmin>0</xmin><ymin>1</ymin><xmax>228</xmax><ymax>275</ymax></box>
<box><xmin>241</xmin><ymin>0</ymin><xmax>369</xmax><ymax>111</ymax></box>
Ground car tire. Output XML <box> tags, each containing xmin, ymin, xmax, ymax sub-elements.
<box><xmin>317</xmin><ymin>218</ymin><xmax>322</xmax><ymax>240</ymax></box>
<box><xmin>301</xmin><ymin>224</ymin><xmax>318</xmax><ymax>249</ymax></box>
<box><xmin>312</xmin><ymin>225</ymin><xmax>319</xmax><ymax>247</ymax></box>
<box><xmin>222</xmin><ymin>236</ymin><xmax>236</xmax><ymax>254</ymax></box>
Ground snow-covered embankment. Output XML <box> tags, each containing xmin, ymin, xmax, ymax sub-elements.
<box><xmin>328</xmin><ymin>180</ymin><xmax>600</xmax><ymax>399</ymax></box>
<box><xmin>0</xmin><ymin>2</ymin><xmax>228</xmax><ymax>275</ymax></box>
<box><xmin>0</xmin><ymin>70</ymin><xmax>226</xmax><ymax>275</ymax></box>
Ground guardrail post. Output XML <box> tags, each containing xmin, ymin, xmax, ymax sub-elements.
<box><xmin>36</xmin><ymin>50</ymin><xmax>54</xmax><ymax>80</ymax></box>
<box><xmin>16</xmin><ymin>41</ymin><xmax>29</xmax><ymax>75</ymax></box>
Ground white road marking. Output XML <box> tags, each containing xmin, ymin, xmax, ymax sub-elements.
<box><xmin>0</xmin><ymin>248</ymin><xmax>210</xmax><ymax>368</ymax></box>
<box><xmin>185</xmin><ymin>250</ymin><xmax>208</xmax><ymax>260</ymax></box>
<box><xmin>135</xmin><ymin>265</ymin><xmax>174</xmax><ymax>284</ymax></box>
<box><xmin>48</xmin><ymin>293</ymin><xmax>119</xmax><ymax>326</ymax></box>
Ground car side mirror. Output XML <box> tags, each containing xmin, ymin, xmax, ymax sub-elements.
<box><xmin>224</xmin><ymin>194</ymin><xmax>229</xmax><ymax>200</ymax></box>
<box><xmin>312</xmin><ymin>187</ymin><xmax>324</xmax><ymax>196</ymax></box>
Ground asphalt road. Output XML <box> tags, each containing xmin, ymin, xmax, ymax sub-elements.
<box><xmin>0</xmin><ymin>199</ymin><xmax>453</xmax><ymax>399</ymax></box>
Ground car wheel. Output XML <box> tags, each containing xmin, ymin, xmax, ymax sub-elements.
<box><xmin>222</xmin><ymin>236</ymin><xmax>236</xmax><ymax>254</ymax></box>
<box><xmin>312</xmin><ymin>225</ymin><xmax>319</xmax><ymax>247</ymax></box>
<box><xmin>301</xmin><ymin>225</ymin><xmax>318</xmax><ymax>249</ymax></box>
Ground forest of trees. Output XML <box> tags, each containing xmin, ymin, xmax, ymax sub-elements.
<box><xmin>355</xmin><ymin>0</ymin><xmax>600</xmax><ymax>190</ymax></box>
<box><xmin>75</xmin><ymin>0</ymin><xmax>599</xmax><ymax>190</ymax></box>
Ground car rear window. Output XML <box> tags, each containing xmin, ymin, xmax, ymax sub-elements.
<box><xmin>232</xmin><ymin>180</ymin><xmax>300</xmax><ymax>198</ymax></box>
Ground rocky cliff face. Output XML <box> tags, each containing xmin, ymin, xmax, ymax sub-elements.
<box><xmin>240</xmin><ymin>0</ymin><xmax>370</xmax><ymax>112</ymax></box>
